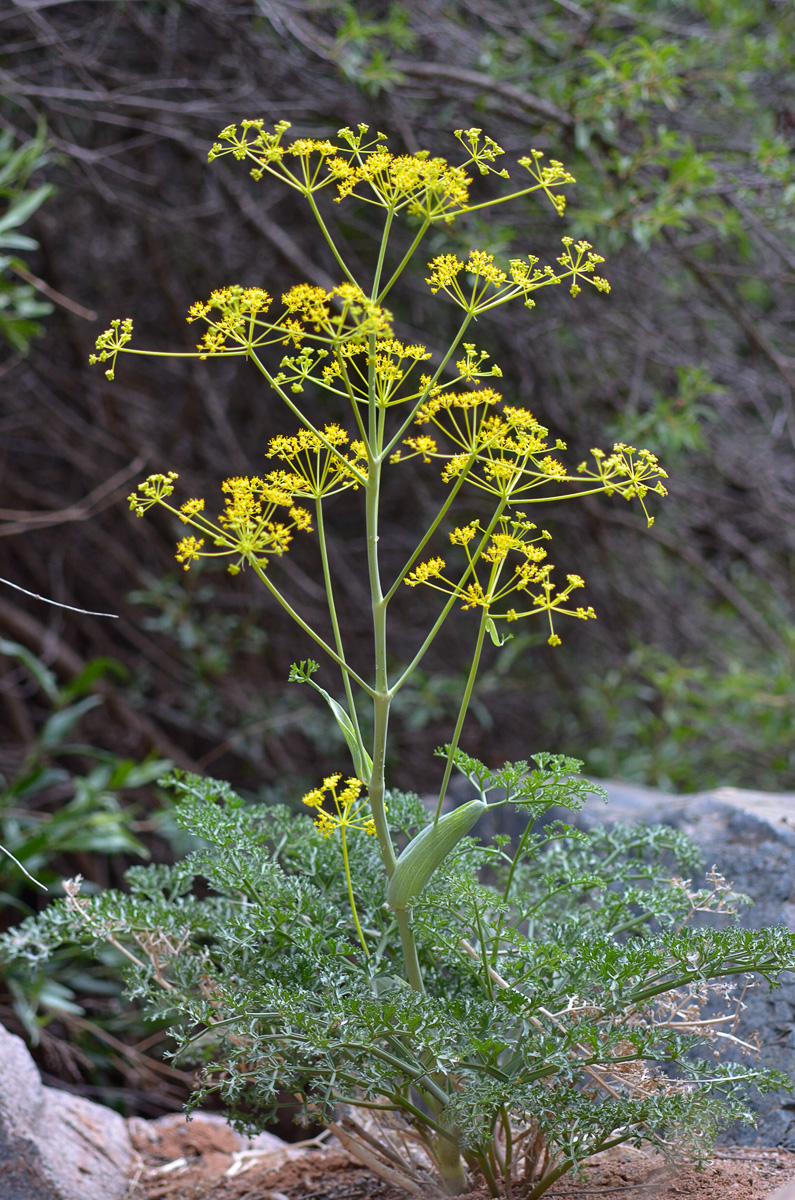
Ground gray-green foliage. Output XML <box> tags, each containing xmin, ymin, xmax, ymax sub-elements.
<box><xmin>572</xmin><ymin>639</ymin><xmax>795</xmax><ymax>792</ymax></box>
<box><xmin>4</xmin><ymin>765</ymin><xmax>793</xmax><ymax>1197</ymax></box>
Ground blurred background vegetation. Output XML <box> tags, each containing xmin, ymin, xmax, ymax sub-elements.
<box><xmin>0</xmin><ymin>0</ymin><xmax>794</xmax><ymax>1109</ymax></box>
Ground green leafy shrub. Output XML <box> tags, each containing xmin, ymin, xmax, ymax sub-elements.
<box><xmin>0</xmin><ymin>639</ymin><xmax>168</xmax><ymax>1048</ymax></box>
<box><xmin>0</xmin><ymin>125</ymin><xmax>54</xmax><ymax>353</ymax></box>
<box><xmin>575</xmin><ymin>639</ymin><xmax>795</xmax><ymax>792</ymax></box>
<box><xmin>5</xmin><ymin>120</ymin><xmax>793</xmax><ymax>1196</ymax></box>
<box><xmin>6</xmin><ymin>765</ymin><xmax>791</xmax><ymax>1196</ymax></box>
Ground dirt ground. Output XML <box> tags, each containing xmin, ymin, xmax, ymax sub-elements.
<box><xmin>126</xmin><ymin>1115</ymin><xmax>795</xmax><ymax>1200</ymax></box>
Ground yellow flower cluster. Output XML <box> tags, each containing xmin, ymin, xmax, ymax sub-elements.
<box><xmin>404</xmin><ymin>556</ymin><xmax>446</xmax><ymax>587</ymax></box>
<box><xmin>326</xmin><ymin>337</ymin><xmax>433</xmax><ymax>409</ymax></box>
<box><xmin>277</xmin><ymin>282</ymin><xmax>394</xmax><ymax>347</ymax></box>
<box><xmin>205</xmin><ymin>122</ymin><xmax>576</xmax><ymax>230</ymax></box>
<box><xmin>426</xmin><ymin>239</ymin><xmax>610</xmax><ymax>315</ymax></box>
<box><xmin>406</xmin><ymin>391</ymin><xmax>567</xmax><ymax>499</ymax></box>
<box><xmin>128</xmin><ymin>471</ymin><xmax>178</xmax><ymax>516</ymax></box>
<box><xmin>404</xmin><ymin>514</ymin><xmax>594</xmax><ymax>645</ymax></box>
<box><xmin>266</xmin><ymin>424</ymin><xmax>368</xmax><ymax>497</ymax></box>
<box><xmin>301</xmin><ymin>774</ymin><xmax>376</xmax><ymax>839</ymax></box>
<box><xmin>180</xmin><ymin>278</ymin><xmax>396</xmax><ymax>364</ymax></box>
<box><xmin>330</xmin><ymin>148</ymin><xmax>472</xmax><ymax>221</ymax></box>
<box><xmin>208</xmin><ymin>118</ymin><xmax>292</xmax><ymax>168</ymax></box>
<box><xmin>577</xmin><ymin>444</ymin><xmax>668</xmax><ymax>527</ymax></box>
<box><xmin>516</xmin><ymin>150</ymin><xmax>576</xmax><ymax>216</ymax></box>
<box><xmin>415</xmin><ymin>386</ymin><xmax>502</xmax><ymax>426</ymax></box>
<box><xmin>89</xmin><ymin>318</ymin><xmax>133</xmax><ymax>380</ymax></box>
<box><xmin>186</xmin><ymin>286</ymin><xmax>274</xmax><ymax>357</ymax></box>
<box><xmin>556</xmin><ymin>238</ymin><xmax>610</xmax><ymax>298</ymax></box>
<box><xmin>127</xmin><ymin>471</ymin><xmax>313</xmax><ymax>574</ymax></box>
<box><xmin>456</xmin><ymin>343</ymin><xmax>503</xmax><ymax>383</ymax></box>
<box><xmin>454</xmin><ymin>128</ymin><xmax>509</xmax><ymax>178</ymax></box>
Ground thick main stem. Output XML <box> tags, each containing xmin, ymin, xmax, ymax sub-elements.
<box><xmin>365</xmin><ymin>449</ymin><xmax>397</xmax><ymax>876</ymax></box>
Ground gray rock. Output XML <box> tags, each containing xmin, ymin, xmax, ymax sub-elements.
<box><xmin>766</xmin><ymin>1178</ymin><xmax>795</xmax><ymax>1200</ymax></box>
<box><xmin>0</xmin><ymin>1022</ymin><xmax>132</xmax><ymax>1200</ymax></box>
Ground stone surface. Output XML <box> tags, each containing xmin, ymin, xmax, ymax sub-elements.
<box><xmin>767</xmin><ymin>1179</ymin><xmax>795</xmax><ymax>1200</ymax></box>
<box><xmin>0</xmin><ymin>1022</ymin><xmax>132</xmax><ymax>1200</ymax></box>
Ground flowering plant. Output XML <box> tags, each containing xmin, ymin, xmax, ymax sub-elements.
<box><xmin>6</xmin><ymin>121</ymin><xmax>793</xmax><ymax>1197</ymax></box>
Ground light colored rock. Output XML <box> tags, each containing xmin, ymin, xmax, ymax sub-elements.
<box><xmin>765</xmin><ymin>1179</ymin><xmax>795</xmax><ymax>1200</ymax></box>
<box><xmin>129</xmin><ymin>1110</ymin><xmax>306</xmax><ymax>1155</ymax></box>
<box><xmin>0</xmin><ymin>1022</ymin><xmax>132</xmax><ymax>1200</ymax></box>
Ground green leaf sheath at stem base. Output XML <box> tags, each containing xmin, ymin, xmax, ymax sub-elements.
<box><xmin>387</xmin><ymin>798</ymin><xmax>487</xmax><ymax>912</ymax></box>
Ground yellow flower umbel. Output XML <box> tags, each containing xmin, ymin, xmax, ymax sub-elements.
<box><xmin>267</xmin><ymin>424</ymin><xmax>368</xmax><ymax>498</ymax></box>
<box><xmin>425</xmin><ymin>238</ymin><xmax>609</xmax><ymax>316</ymax></box>
<box><xmin>206</xmin><ymin>121</ymin><xmax>576</xmax><ymax>228</ymax></box>
<box><xmin>301</xmin><ymin>774</ymin><xmax>376</xmax><ymax>956</ymax></box>
<box><xmin>404</xmin><ymin>514</ymin><xmax>595</xmax><ymax>646</ymax></box>
<box><xmin>127</xmin><ymin>472</ymin><xmax>312</xmax><ymax>575</ymax></box>
<box><xmin>301</xmin><ymin>773</ymin><xmax>376</xmax><ymax>838</ymax></box>
<box><xmin>577</xmin><ymin>444</ymin><xmax>668</xmax><ymax>527</ymax></box>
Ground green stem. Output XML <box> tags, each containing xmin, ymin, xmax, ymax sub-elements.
<box><xmin>452</xmin><ymin>184</ymin><xmax>566</xmax><ymax>217</ymax></box>
<box><xmin>306</xmin><ymin>193</ymin><xmax>358</xmax><ymax>285</ymax></box>
<box><xmin>501</xmin><ymin>818</ymin><xmax>538</xmax><ymax>908</ymax></box>
<box><xmin>526</xmin><ymin>1134</ymin><xmax>634</xmax><ymax>1200</ymax></box>
<box><xmin>341</xmin><ymin>828</ymin><xmax>369</xmax><ymax>957</ymax></box>
<box><xmin>391</xmin><ymin>502</ymin><xmax>507</xmax><ymax>695</ymax></box>
<box><xmin>434</xmin><ymin>1125</ymin><xmax>468</xmax><ymax>1196</ymax></box>
<box><xmin>363</xmin><ymin>433</ymin><xmax>398</xmax><ymax>875</ymax></box>
<box><xmin>474</xmin><ymin>905</ymin><xmax>493</xmax><ymax>1001</ymax></box>
<box><xmin>395</xmin><ymin>908</ymin><xmax>425</xmax><ymax>993</ymax></box>
<box><xmin>381</xmin><ymin>311</ymin><xmax>474</xmax><ymax>460</ymax></box>
<box><xmin>336</xmin><ymin>356</ymin><xmax>370</xmax><ymax>446</ymax></box>
<box><xmin>316</xmin><ymin>499</ymin><xmax>365</xmax><ymax>753</ymax></box>
<box><xmin>371</xmin><ymin>208</ymin><xmax>395</xmax><ymax>299</ymax></box>
<box><xmin>383</xmin><ymin>463</ymin><xmax>471</xmax><ymax>605</ymax></box>
<box><xmin>501</xmin><ymin>1105</ymin><xmax>513</xmax><ymax>1178</ymax></box>
<box><xmin>250</xmin><ymin>562</ymin><xmax>375</xmax><ymax>696</ymax></box>
<box><xmin>248</xmin><ymin>353</ymin><xmax>368</xmax><ymax>485</ymax></box>
<box><xmin>376</xmin><ymin>217</ymin><xmax>430</xmax><ymax>303</ymax></box>
<box><xmin>370</xmin><ymin>692</ymin><xmax>396</xmax><ymax>874</ymax></box>
<box><xmin>472</xmin><ymin>1148</ymin><xmax>500</xmax><ymax>1198</ymax></box>
<box><xmin>434</xmin><ymin>604</ymin><xmax>490</xmax><ymax>823</ymax></box>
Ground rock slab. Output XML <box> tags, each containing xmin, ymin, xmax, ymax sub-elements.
<box><xmin>0</xmin><ymin>1022</ymin><xmax>132</xmax><ymax>1200</ymax></box>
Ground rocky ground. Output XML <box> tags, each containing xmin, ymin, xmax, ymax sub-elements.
<box><xmin>128</xmin><ymin>1115</ymin><xmax>795</xmax><ymax>1200</ymax></box>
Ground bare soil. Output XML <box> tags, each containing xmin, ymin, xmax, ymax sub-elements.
<box><xmin>126</xmin><ymin>1116</ymin><xmax>795</xmax><ymax>1200</ymax></box>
